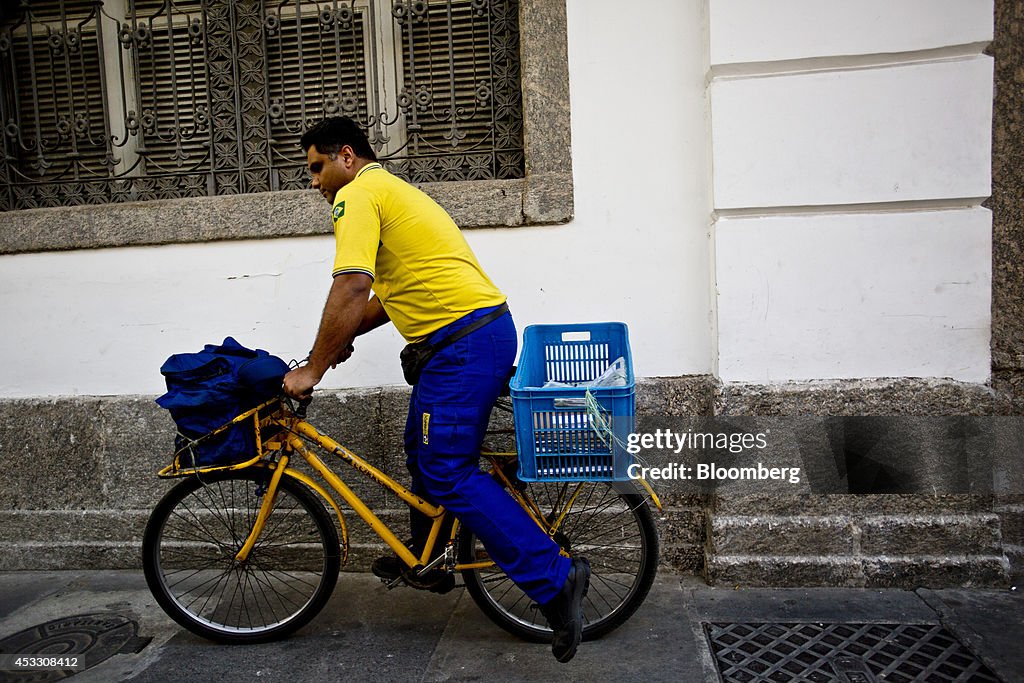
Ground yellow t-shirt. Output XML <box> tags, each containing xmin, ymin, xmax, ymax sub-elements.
<box><xmin>331</xmin><ymin>163</ymin><xmax>506</xmax><ymax>342</ymax></box>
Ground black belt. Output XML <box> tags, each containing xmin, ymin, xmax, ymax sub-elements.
<box><xmin>399</xmin><ymin>303</ymin><xmax>509</xmax><ymax>385</ymax></box>
<box><xmin>430</xmin><ymin>302</ymin><xmax>509</xmax><ymax>350</ymax></box>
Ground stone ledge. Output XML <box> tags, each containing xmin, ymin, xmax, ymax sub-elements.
<box><xmin>709</xmin><ymin>513</ymin><xmax>1003</xmax><ymax>558</ymax></box>
<box><xmin>658</xmin><ymin>508</ymin><xmax>706</xmax><ymax>547</ymax></box>
<box><xmin>994</xmin><ymin>504</ymin><xmax>1024</xmax><ymax>564</ymax></box>
<box><xmin>0</xmin><ymin>510</ymin><xmax>149</xmax><ymax>543</ymax></box>
<box><xmin>0</xmin><ymin>542</ymin><xmax>142</xmax><ymax>571</ymax></box>
<box><xmin>858</xmin><ymin>514</ymin><xmax>1002</xmax><ymax>555</ymax></box>
<box><xmin>711</xmin><ymin>494</ymin><xmax>995</xmax><ymax>516</ymax></box>
<box><xmin>716</xmin><ymin>378</ymin><xmax>1002</xmax><ymax>416</ymax></box>
<box><xmin>637</xmin><ymin>375</ymin><xmax>717</xmax><ymax>416</ymax></box>
<box><xmin>0</xmin><ymin>180</ymin><xmax>533</xmax><ymax>255</ymax></box>
<box><xmin>1004</xmin><ymin>544</ymin><xmax>1023</xmax><ymax>579</ymax></box>
<box><xmin>707</xmin><ymin>556</ymin><xmax>865</xmax><ymax>588</ymax></box>
<box><xmin>862</xmin><ymin>555</ymin><xmax>1010</xmax><ymax>589</ymax></box>
<box><xmin>707</xmin><ymin>554</ymin><xmax>1010</xmax><ymax>589</ymax></box>
<box><xmin>662</xmin><ymin>545</ymin><xmax>704</xmax><ymax>573</ymax></box>
<box><xmin>710</xmin><ymin>516</ymin><xmax>856</xmax><ymax>556</ymax></box>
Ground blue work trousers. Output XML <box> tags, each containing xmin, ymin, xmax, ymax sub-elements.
<box><xmin>404</xmin><ymin>305</ymin><xmax>570</xmax><ymax>604</ymax></box>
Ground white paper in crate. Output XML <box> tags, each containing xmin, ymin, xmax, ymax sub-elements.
<box><xmin>539</xmin><ymin>356</ymin><xmax>628</xmax><ymax>389</ymax></box>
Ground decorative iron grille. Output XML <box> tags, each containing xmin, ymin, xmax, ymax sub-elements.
<box><xmin>0</xmin><ymin>0</ymin><xmax>524</xmax><ymax>211</ymax></box>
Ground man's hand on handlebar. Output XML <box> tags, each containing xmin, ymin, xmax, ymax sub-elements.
<box><xmin>282</xmin><ymin>365</ymin><xmax>322</xmax><ymax>400</ymax></box>
<box><xmin>332</xmin><ymin>343</ymin><xmax>355</xmax><ymax>368</ymax></box>
<box><xmin>283</xmin><ymin>341</ymin><xmax>356</xmax><ymax>399</ymax></box>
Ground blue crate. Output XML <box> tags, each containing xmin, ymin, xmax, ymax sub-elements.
<box><xmin>510</xmin><ymin>322</ymin><xmax>635</xmax><ymax>482</ymax></box>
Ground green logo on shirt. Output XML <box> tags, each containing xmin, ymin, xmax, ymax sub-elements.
<box><xmin>332</xmin><ymin>201</ymin><xmax>345</xmax><ymax>220</ymax></box>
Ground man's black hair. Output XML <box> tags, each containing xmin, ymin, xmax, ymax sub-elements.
<box><xmin>300</xmin><ymin>116</ymin><xmax>378</xmax><ymax>161</ymax></box>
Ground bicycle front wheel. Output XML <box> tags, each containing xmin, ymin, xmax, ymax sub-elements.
<box><xmin>460</xmin><ymin>482</ymin><xmax>658</xmax><ymax>642</ymax></box>
<box><xmin>142</xmin><ymin>469</ymin><xmax>340</xmax><ymax>643</ymax></box>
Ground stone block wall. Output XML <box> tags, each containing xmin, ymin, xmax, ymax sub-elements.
<box><xmin>990</xmin><ymin>0</ymin><xmax>1024</xmax><ymax>413</ymax></box>
<box><xmin>0</xmin><ymin>377</ymin><xmax>1018</xmax><ymax>588</ymax></box>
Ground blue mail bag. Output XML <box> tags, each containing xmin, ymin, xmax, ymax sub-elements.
<box><xmin>155</xmin><ymin>337</ymin><xmax>289</xmax><ymax>467</ymax></box>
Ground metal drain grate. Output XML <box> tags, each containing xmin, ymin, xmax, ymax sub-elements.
<box><xmin>705</xmin><ymin>622</ymin><xmax>1002</xmax><ymax>683</ymax></box>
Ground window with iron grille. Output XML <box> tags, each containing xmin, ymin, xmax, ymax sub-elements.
<box><xmin>0</xmin><ymin>0</ymin><xmax>524</xmax><ymax>210</ymax></box>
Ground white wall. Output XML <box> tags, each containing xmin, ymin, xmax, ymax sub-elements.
<box><xmin>716</xmin><ymin>209</ymin><xmax>992</xmax><ymax>382</ymax></box>
<box><xmin>709</xmin><ymin>0</ymin><xmax>994</xmax><ymax>383</ymax></box>
<box><xmin>710</xmin><ymin>0</ymin><xmax>993</xmax><ymax>65</ymax></box>
<box><xmin>0</xmin><ymin>0</ymin><xmax>713</xmax><ymax>398</ymax></box>
<box><xmin>711</xmin><ymin>58</ymin><xmax>993</xmax><ymax>209</ymax></box>
<box><xmin>0</xmin><ymin>1</ymin><xmax>998</xmax><ymax>396</ymax></box>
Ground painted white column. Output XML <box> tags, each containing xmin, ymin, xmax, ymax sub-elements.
<box><xmin>708</xmin><ymin>0</ymin><xmax>994</xmax><ymax>383</ymax></box>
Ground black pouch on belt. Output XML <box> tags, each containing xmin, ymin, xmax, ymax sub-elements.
<box><xmin>399</xmin><ymin>303</ymin><xmax>509</xmax><ymax>386</ymax></box>
<box><xmin>399</xmin><ymin>342</ymin><xmax>436</xmax><ymax>386</ymax></box>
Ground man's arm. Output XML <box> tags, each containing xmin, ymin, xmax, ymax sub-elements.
<box><xmin>283</xmin><ymin>273</ymin><xmax>373</xmax><ymax>399</ymax></box>
<box><xmin>330</xmin><ymin>295</ymin><xmax>391</xmax><ymax>366</ymax></box>
<box><xmin>356</xmin><ymin>295</ymin><xmax>390</xmax><ymax>336</ymax></box>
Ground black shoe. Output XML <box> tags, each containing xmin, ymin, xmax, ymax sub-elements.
<box><xmin>370</xmin><ymin>554</ymin><xmax>405</xmax><ymax>581</ymax></box>
<box><xmin>538</xmin><ymin>557</ymin><xmax>591</xmax><ymax>663</ymax></box>
<box><xmin>371</xmin><ymin>544</ymin><xmax>456</xmax><ymax>594</ymax></box>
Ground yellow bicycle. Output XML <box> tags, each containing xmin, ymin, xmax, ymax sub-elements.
<box><xmin>142</xmin><ymin>395</ymin><xmax>660</xmax><ymax>644</ymax></box>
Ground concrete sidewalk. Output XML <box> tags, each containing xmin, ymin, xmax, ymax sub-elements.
<box><xmin>0</xmin><ymin>571</ymin><xmax>1021</xmax><ymax>682</ymax></box>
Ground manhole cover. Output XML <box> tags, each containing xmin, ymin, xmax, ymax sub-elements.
<box><xmin>705</xmin><ymin>622</ymin><xmax>1002</xmax><ymax>683</ymax></box>
<box><xmin>0</xmin><ymin>613</ymin><xmax>138</xmax><ymax>683</ymax></box>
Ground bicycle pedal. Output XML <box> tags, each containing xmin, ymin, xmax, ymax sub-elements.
<box><xmin>383</xmin><ymin>575</ymin><xmax>405</xmax><ymax>590</ymax></box>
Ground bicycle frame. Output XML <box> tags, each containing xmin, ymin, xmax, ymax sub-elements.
<box><xmin>162</xmin><ymin>399</ymin><xmax>662</xmax><ymax>581</ymax></box>
<box><xmin>217</xmin><ymin>402</ymin><xmax>540</xmax><ymax>577</ymax></box>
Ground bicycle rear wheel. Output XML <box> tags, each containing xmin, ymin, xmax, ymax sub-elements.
<box><xmin>142</xmin><ymin>469</ymin><xmax>340</xmax><ymax>643</ymax></box>
<box><xmin>460</xmin><ymin>481</ymin><xmax>658</xmax><ymax>642</ymax></box>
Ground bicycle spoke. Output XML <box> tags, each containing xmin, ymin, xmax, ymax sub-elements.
<box><xmin>188</xmin><ymin>566</ymin><xmax>234</xmax><ymax>617</ymax></box>
<box><xmin>217</xmin><ymin>479</ymin><xmax>241</xmax><ymax>547</ymax></box>
<box><xmin>251</xmin><ymin>494</ymin><xmax>298</xmax><ymax>544</ymax></box>
<box><xmin>247</xmin><ymin>565</ymin><xmax>323</xmax><ymax>591</ymax></box>
<box><xmin>560</xmin><ymin>485</ymin><xmax>599</xmax><ymax>539</ymax></box>
<box><xmin>159</xmin><ymin>545</ymin><xmax>232</xmax><ymax>563</ymax></box>
<box><xmin>241</xmin><ymin>567</ymin><xmax>265</xmax><ymax>628</ymax></box>
<box><xmin>585</xmin><ymin>582</ymin><xmax>616</xmax><ymax>614</ymax></box>
<box><xmin>199</xmin><ymin>482</ymin><xmax>242</xmax><ymax>547</ymax></box>
<box><xmin>248</xmin><ymin>566</ymin><xmax>306</xmax><ymax>617</ymax></box>
<box><xmin>572</xmin><ymin>524</ymin><xmax>643</xmax><ymax>545</ymax></box>
<box><xmin>164</xmin><ymin>561</ymin><xmax>232</xmax><ymax>592</ymax></box>
<box><xmin>169</xmin><ymin>504</ymin><xmax>227</xmax><ymax>551</ymax></box>
<box><xmin>589</xmin><ymin>572</ymin><xmax>630</xmax><ymax>602</ymax></box>
<box><xmin>490</xmin><ymin>573</ymin><xmax>521</xmax><ymax>606</ymax></box>
<box><xmin>502</xmin><ymin>586</ymin><xmax>531</xmax><ymax>615</ymax></box>
<box><xmin>479</xmin><ymin>573</ymin><xmax>513</xmax><ymax>586</ymax></box>
<box><xmin>161</xmin><ymin>528</ymin><xmax>232</xmax><ymax>549</ymax></box>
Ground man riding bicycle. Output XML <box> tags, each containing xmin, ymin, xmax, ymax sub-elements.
<box><xmin>282</xmin><ymin>116</ymin><xmax>590</xmax><ymax>663</ymax></box>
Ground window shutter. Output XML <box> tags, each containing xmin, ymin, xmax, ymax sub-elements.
<box><xmin>131</xmin><ymin>0</ymin><xmax>210</xmax><ymax>195</ymax></box>
<box><xmin>266</xmin><ymin>6</ymin><xmax>368</xmax><ymax>190</ymax></box>
<box><xmin>4</xmin><ymin>1</ymin><xmax>109</xmax><ymax>206</ymax></box>
<box><xmin>399</xmin><ymin>0</ymin><xmax>522</xmax><ymax>182</ymax></box>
